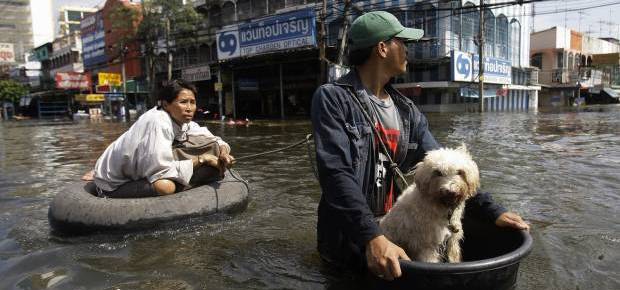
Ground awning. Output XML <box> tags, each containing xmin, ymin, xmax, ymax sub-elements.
<box><xmin>602</xmin><ymin>87</ymin><xmax>620</xmax><ymax>99</ymax></box>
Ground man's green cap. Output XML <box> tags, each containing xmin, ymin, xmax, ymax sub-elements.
<box><xmin>348</xmin><ymin>11</ymin><xmax>424</xmax><ymax>51</ymax></box>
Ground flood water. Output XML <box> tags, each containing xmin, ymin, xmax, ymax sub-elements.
<box><xmin>0</xmin><ymin>105</ymin><xmax>619</xmax><ymax>290</ymax></box>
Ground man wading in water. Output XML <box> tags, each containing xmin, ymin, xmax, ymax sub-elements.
<box><xmin>311</xmin><ymin>11</ymin><xmax>529</xmax><ymax>281</ymax></box>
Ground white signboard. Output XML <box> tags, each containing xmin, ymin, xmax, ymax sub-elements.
<box><xmin>0</xmin><ymin>43</ymin><xmax>15</xmax><ymax>63</ymax></box>
<box><xmin>182</xmin><ymin>65</ymin><xmax>211</xmax><ymax>82</ymax></box>
<box><xmin>216</xmin><ymin>7</ymin><xmax>317</xmax><ymax>61</ymax></box>
<box><xmin>452</xmin><ymin>50</ymin><xmax>512</xmax><ymax>85</ymax></box>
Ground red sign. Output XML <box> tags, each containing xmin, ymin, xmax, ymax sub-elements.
<box><xmin>96</xmin><ymin>85</ymin><xmax>111</xmax><ymax>93</ymax></box>
<box><xmin>55</xmin><ymin>72</ymin><xmax>91</xmax><ymax>89</ymax></box>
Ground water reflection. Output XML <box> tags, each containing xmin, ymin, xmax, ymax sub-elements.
<box><xmin>0</xmin><ymin>106</ymin><xmax>619</xmax><ymax>289</ymax></box>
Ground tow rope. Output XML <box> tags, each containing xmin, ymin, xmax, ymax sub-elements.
<box><xmin>234</xmin><ymin>134</ymin><xmax>318</xmax><ymax>179</ymax></box>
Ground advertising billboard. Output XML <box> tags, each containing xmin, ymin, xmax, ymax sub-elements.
<box><xmin>0</xmin><ymin>43</ymin><xmax>15</xmax><ymax>63</ymax></box>
<box><xmin>216</xmin><ymin>7</ymin><xmax>317</xmax><ymax>60</ymax></box>
<box><xmin>81</xmin><ymin>11</ymin><xmax>106</xmax><ymax>68</ymax></box>
<box><xmin>452</xmin><ymin>50</ymin><xmax>512</xmax><ymax>85</ymax></box>
<box><xmin>55</xmin><ymin>72</ymin><xmax>91</xmax><ymax>89</ymax></box>
<box><xmin>98</xmin><ymin>72</ymin><xmax>122</xmax><ymax>86</ymax></box>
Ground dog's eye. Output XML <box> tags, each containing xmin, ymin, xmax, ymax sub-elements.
<box><xmin>458</xmin><ymin>170</ymin><xmax>466</xmax><ymax>177</ymax></box>
<box><xmin>433</xmin><ymin>170</ymin><xmax>443</xmax><ymax>177</ymax></box>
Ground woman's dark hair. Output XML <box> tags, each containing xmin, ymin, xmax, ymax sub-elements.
<box><xmin>347</xmin><ymin>45</ymin><xmax>375</xmax><ymax>66</ymax></box>
<box><xmin>159</xmin><ymin>79</ymin><xmax>197</xmax><ymax>103</ymax></box>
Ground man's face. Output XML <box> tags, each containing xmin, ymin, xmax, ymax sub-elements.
<box><xmin>387</xmin><ymin>37</ymin><xmax>408</xmax><ymax>75</ymax></box>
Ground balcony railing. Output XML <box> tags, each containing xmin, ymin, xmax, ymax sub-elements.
<box><xmin>538</xmin><ymin>68</ymin><xmax>604</xmax><ymax>87</ymax></box>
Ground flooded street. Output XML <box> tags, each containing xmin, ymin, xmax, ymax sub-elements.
<box><xmin>0</xmin><ymin>106</ymin><xmax>619</xmax><ymax>290</ymax></box>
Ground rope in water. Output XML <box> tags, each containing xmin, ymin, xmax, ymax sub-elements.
<box><xmin>235</xmin><ymin>134</ymin><xmax>314</xmax><ymax>161</ymax></box>
<box><xmin>233</xmin><ymin>134</ymin><xmax>318</xmax><ymax>179</ymax></box>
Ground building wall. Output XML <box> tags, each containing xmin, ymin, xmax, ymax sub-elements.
<box><xmin>0</xmin><ymin>0</ymin><xmax>33</xmax><ymax>64</ymax></box>
<box><xmin>58</xmin><ymin>6</ymin><xmax>98</xmax><ymax>37</ymax></box>
<box><xmin>31</xmin><ymin>0</ymin><xmax>54</xmax><ymax>47</ymax></box>
<box><xmin>102</xmin><ymin>0</ymin><xmax>143</xmax><ymax>79</ymax></box>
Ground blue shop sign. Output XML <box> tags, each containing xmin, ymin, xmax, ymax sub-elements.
<box><xmin>452</xmin><ymin>50</ymin><xmax>512</xmax><ymax>85</ymax></box>
<box><xmin>81</xmin><ymin>11</ymin><xmax>107</xmax><ymax>68</ymax></box>
<box><xmin>216</xmin><ymin>7</ymin><xmax>317</xmax><ymax>60</ymax></box>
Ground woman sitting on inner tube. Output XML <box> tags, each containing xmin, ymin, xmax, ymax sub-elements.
<box><xmin>83</xmin><ymin>79</ymin><xmax>235</xmax><ymax>198</ymax></box>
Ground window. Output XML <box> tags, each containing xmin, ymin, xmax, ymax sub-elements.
<box><xmin>221</xmin><ymin>2</ymin><xmax>235</xmax><ymax>25</ymax></box>
<box><xmin>461</xmin><ymin>2</ymin><xmax>478</xmax><ymax>54</ymax></box>
<box><xmin>484</xmin><ymin>9</ymin><xmax>495</xmax><ymax>58</ymax></box>
<box><xmin>450</xmin><ymin>0</ymin><xmax>461</xmax><ymax>51</ymax></box>
<box><xmin>557</xmin><ymin>52</ymin><xmax>563</xmax><ymax>68</ymax></box>
<box><xmin>510</xmin><ymin>19</ymin><xmax>521</xmax><ymax>66</ymax></box>
<box><xmin>237</xmin><ymin>0</ymin><xmax>251</xmax><ymax>20</ymax></box>
<box><xmin>327</xmin><ymin>18</ymin><xmax>343</xmax><ymax>47</ymax></box>
<box><xmin>209</xmin><ymin>6</ymin><xmax>221</xmax><ymax>27</ymax></box>
<box><xmin>496</xmin><ymin>15</ymin><xmax>508</xmax><ymax>60</ymax></box>
<box><xmin>268</xmin><ymin>0</ymin><xmax>284</xmax><ymax>14</ymax></box>
<box><xmin>67</xmin><ymin>10</ymin><xmax>83</xmax><ymax>22</ymax></box>
<box><xmin>253</xmin><ymin>0</ymin><xmax>267</xmax><ymax>17</ymax></box>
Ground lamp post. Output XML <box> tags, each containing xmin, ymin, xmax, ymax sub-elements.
<box><xmin>121</xmin><ymin>44</ymin><xmax>130</xmax><ymax>121</ymax></box>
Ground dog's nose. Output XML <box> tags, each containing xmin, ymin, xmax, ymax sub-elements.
<box><xmin>439</xmin><ymin>189</ymin><xmax>462</xmax><ymax>206</ymax></box>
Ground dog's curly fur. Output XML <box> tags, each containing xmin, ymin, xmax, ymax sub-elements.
<box><xmin>379</xmin><ymin>144</ymin><xmax>480</xmax><ymax>263</ymax></box>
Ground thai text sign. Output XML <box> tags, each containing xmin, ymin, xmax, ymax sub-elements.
<box><xmin>0</xmin><ymin>43</ymin><xmax>15</xmax><ymax>63</ymax></box>
<box><xmin>75</xmin><ymin>94</ymin><xmax>105</xmax><ymax>102</ymax></box>
<box><xmin>182</xmin><ymin>65</ymin><xmax>211</xmax><ymax>82</ymax></box>
<box><xmin>55</xmin><ymin>72</ymin><xmax>91</xmax><ymax>89</ymax></box>
<box><xmin>452</xmin><ymin>50</ymin><xmax>512</xmax><ymax>85</ymax></box>
<box><xmin>217</xmin><ymin>7</ymin><xmax>316</xmax><ymax>60</ymax></box>
<box><xmin>81</xmin><ymin>11</ymin><xmax>106</xmax><ymax>68</ymax></box>
<box><xmin>98</xmin><ymin>72</ymin><xmax>122</xmax><ymax>86</ymax></box>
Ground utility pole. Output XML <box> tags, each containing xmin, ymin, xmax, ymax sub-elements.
<box><xmin>166</xmin><ymin>17</ymin><xmax>172</xmax><ymax>81</ymax></box>
<box><xmin>318</xmin><ymin>0</ymin><xmax>327</xmax><ymax>83</ymax></box>
<box><xmin>121</xmin><ymin>43</ymin><xmax>130</xmax><ymax>121</ymax></box>
<box><xmin>478</xmin><ymin>0</ymin><xmax>485</xmax><ymax>112</ymax></box>
<box><xmin>336</xmin><ymin>0</ymin><xmax>351</xmax><ymax>66</ymax></box>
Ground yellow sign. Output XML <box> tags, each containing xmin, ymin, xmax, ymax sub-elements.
<box><xmin>214</xmin><ymin>82</ymin><xmax>223</xmax><ymax>91</ymax></box>
<box><xmin>98</xmin><ymin>72</ymin><xmax>122</xmax><ymax>86</ymax></box>
<box><xmin>75</xmin><ymin>94</ymin><xmax>105</xmax><ymax>102</ymax></box>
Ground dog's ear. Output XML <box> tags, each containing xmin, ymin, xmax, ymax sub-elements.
<box><xmin>413</xmin><ymin>160</ymin><xmax>430</xmax><ymax>194</ymax></box>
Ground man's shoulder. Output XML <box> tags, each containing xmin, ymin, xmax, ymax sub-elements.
<box><xmin>313</xmin><ymin>82</ymin><xmax>351</xmax><ymax>101</ymax></box>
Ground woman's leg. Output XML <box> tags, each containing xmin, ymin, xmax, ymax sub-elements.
<box><xmin>99</xmin><ymin>179</ymin><xmax>158</xmax><ymax>198</ymax></box>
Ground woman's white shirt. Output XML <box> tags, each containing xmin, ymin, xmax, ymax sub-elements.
<box><xmin>93</xmin><ymin>107</ymin><xmax>229</xmax><ymax>191</ymax></box>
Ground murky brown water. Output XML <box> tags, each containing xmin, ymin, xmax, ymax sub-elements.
<box><xmin>0</xmin><ymin>105</ymin><xmax>619</xmax><ymax>289</ymax></box>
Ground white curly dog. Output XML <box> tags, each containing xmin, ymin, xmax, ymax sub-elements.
<box><xmin>380</xmin><ymin>145</ymin><xmax>480</xmax><ymax>263</ymax></box>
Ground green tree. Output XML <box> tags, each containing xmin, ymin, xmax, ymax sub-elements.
<box><xmin>138</xmin><ymin>0</ymin><xmax>204</xmax><ymax>104</ymax></box>
<box><xmin>0</xmin><ymin>79</ymin><xmax>28</xmax><ymax>104</ymax></box>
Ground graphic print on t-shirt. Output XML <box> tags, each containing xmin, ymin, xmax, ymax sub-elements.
<box><xmin>365</xmin><ymin>89</ymin><xmax>401</xmax><ymax>213</ymax></box>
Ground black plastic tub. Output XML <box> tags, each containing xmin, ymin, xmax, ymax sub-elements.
<box><xmin>372</xmin><ymin>215</ymin><xmax>533</xmax><ymax>290</ymax></box>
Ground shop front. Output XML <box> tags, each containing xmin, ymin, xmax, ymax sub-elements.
<box><xmin>215</xmin><ymin>6</ymin><xmax>318</xmax><ymax>119</ymax></box>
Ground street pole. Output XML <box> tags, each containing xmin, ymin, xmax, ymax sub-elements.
<box><xmin>217</xmin><ymin>69</ymin><xmax>223</xmax><ymax>120</ymax></box>
<box><xmin>121</xmin><ymin>44</ymin><xmax>130</xmax><ymax>121</ymax></box>
<box><xmin>318</xmin><ymin>0</ymin><xmax>327</xmax><ymax>83</ymax></box>
<box><xmin>478</xmin><ymin>0</ymin><xmax>485</xmax><ymax>112</ymax></box>
<box><xmin>166</xmin><ymin>17</ymin><xmax>172</xmax><ymax>81</ymax></box>
<box><xmin>336</xmin><ymin>0</ymin><xmax>351</xmax><ymax>66</ymax></box>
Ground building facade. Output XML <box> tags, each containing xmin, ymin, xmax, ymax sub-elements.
<box><xmin>0</xmin><ymin>0</ymin><xmax>33</xmax><ymax>65</ymax></box>
<box><xmin>530</xmin><ymin>26</ymin><xmax>620</xmax><ymax>107</ymax></box>
<box><xmin>188</xmin><ymin>0</ymin><xmax>539</xmax><ymax>117</ymax></box>
<box><xmin>58</xmin><ymin>6</ymin><xmax>98</xmax><ymax>37</ymax></box>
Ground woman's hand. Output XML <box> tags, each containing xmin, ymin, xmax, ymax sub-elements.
<box><xmin>219</xmin><ymin>153</ymin><xmax>236</xmax><ymax>169</ymax></box>
<box><xmin>197</xmin><ymin>153</ymin><xmax>219</xmax><ymax>168</ymax></box>
<box><xmin>218</xmin><ymin>144</ymin><xmax>235</xmax><ymax>169</ymax></box>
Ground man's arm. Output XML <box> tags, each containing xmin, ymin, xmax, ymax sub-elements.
<box><xmin>311</xmin><ymin>86</ymin><xmax>381</xmax><ymax>249</ymax></box>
